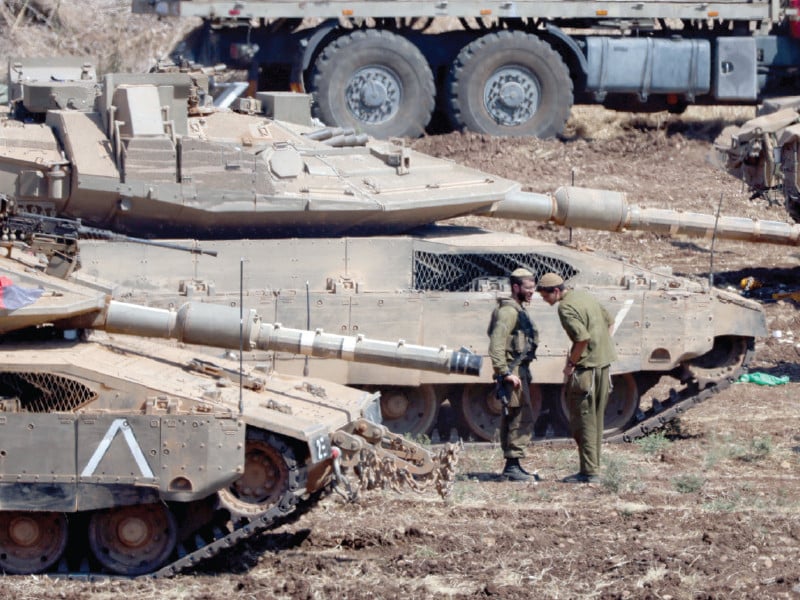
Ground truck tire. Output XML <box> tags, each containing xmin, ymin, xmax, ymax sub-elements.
<box><xmin>448</xmin><ymin>31</ymin><xmax>573</xmax><ymax>138</ymax></box>
<box><xmin>311</xmin><ymin>30</ymin><xmax>435</xmax><ymax>139</ymax></box>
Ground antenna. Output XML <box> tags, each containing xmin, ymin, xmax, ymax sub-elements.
<box><xmin>569</xmin><ymin>168</ymin><xmax>575</xmax><ymax>245</ymax></box>
<box><xmin>238</xmin><ymin>257</ymin><xmax>244</xmax><ymax>416</ymax></box>
<box><xmin>303</xmin><ymin>280</ymin><xmax>310</xmax><ymax>377</ymax></box>
<box><xmin>709</xmin><ymin>192</ymin><xmax>724</xmax><ymax>289</ymax></box>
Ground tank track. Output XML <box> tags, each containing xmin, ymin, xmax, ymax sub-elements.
<box><xmin>51</xmin><ymin>487</ymin><xmax>324</xmax><ymax>580</ymax></box>
<box><xmin>607</xmin><ymin>342</ymin><xmax>756</xmax><ymax>443</ymax></box>
<box><xmin>152</xmin><ymin>489</ymin><xmax>318</xmax><ymax>578</ymax></box>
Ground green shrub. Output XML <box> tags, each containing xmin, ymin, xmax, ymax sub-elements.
<box><xmin>742</xmin><ymin>435</ymin><xmax>772</xmax><ymax>461</ymax></box>
<box><xmin>672</xmin><ymin>473</ymin><xmax>705</xmax><ymax>494</ymax></box>
<box><xmin>601</xmin><ymin>456</ymin><xmax>629</xmax><ymax>493</ymax></box>
<box><xmin>634</xmin><ymin>430</ymin><xmax>672</xmax><ymax>455</ymax></box>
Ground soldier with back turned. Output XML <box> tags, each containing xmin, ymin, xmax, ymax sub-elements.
<box><xmin>537</xmin><ymin>272</ymin><xmax>617</xmax><ymax>483</ymax></box>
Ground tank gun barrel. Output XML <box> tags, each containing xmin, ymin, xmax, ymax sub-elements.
<box><xmin>98</xmin><ymin>301</ymin><xmax>482</xmax><ymax>376</ymax></box>
<box><xmin>483</xmin><ymin>186</ymin><xmax>800</xmax><ymax>246</ymax></box>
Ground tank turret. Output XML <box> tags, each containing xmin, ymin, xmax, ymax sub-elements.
<box><xmin>0</xmin><ymin>235</ymin><xmax>479</xmax><ymax>577</ymax></box>
<box><xmin>3</xmin><ymin>58</ymin><xmax>799</xmax><ymax>245</ymax></box>
<box><xmin>0</xmin><ymin>58</ymin><xmax>774</xmax><ymax>446</ymax></box>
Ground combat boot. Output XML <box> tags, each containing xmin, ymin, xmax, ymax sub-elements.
<box><xmin>501</xmin><ymin>458</ymin><xmax>536</xmax><ymax>483</ymax></box>
<box><xmin>516</xmin><ymin>461</ymin><xmax>540</xmax><ymax>480</ymax></box>
<box><xmin>562</xmin><ymin>472</ymin><xmax>601</xmax><ymax>484</ymax></box>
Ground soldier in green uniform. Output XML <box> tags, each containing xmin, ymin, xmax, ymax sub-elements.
<box><xmin>537</xmin><ymin>272</ymin><xmax>617</xmax><ymax>483</ymax></box>
<box><xmin>487</xmin><ymin>268</ymin><xmax>540</xmax><ymax>482</ymax></box>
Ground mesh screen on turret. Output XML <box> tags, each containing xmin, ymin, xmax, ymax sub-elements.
<box><xmin>0</xmin><ymin>372</ymin><xmax>97</xmax><ymax>413</ymax></box>
<box><xmin>412</xmin><ymin>251</ymin><xmax>578</xmax><ymax>292</ymax></box>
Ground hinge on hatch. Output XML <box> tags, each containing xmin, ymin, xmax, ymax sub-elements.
<box><xmin>369</xmin><ymin>138</ymin><xmax>410</xmax><ymax>175</ymax></box>
<box><xmin>178</xmin><ymin>279</ymin><xmax>216</xmax><ymax>297</ymax></box>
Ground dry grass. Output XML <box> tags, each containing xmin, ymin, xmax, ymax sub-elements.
<box><xmin>565</xmin><ymin>104</ymin><xmax>757</xmax><ymax>141</ymax></box>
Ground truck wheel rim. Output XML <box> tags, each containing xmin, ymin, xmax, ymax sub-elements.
<box><xmin>345</xmin><ymin>65</ymin><xmax>402</xmax><ymax>124</ymax></box>
<box><xmin>483</xmin><ymin>66</ymin><xmax>540</xmax><ymax>126</ymax></box>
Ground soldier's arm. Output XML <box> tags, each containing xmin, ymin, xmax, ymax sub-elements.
<box><xmin>558</xmin><ymin>303</ymin><xmax>590</xmax><ymax>375</ymax></box>
<box><xmin>567</xmin><ymin>340</ymin><xmax>589</xmax><ymax>367</ymax></box>
<box><xmin>528</xmin><ymin>312</ymin><xmax>540</xmax><ymax>347</ymax></box>
<box><xmin>490</xmin><ymin>307</ymin><xmax>524</xmax><ymax>389</ymax></box>
<box><xmin>557</xmin><ymin>303</ymin><xmax>590</xmax><ymax>345</ymax></box>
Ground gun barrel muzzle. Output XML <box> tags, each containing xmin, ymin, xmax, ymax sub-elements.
<box><xmin>449</xmin><ymin>349</ymin><xmax>483</xmax><ymax>376</ymax></box>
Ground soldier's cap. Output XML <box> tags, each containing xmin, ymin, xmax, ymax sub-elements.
<box><xmin>536</xmin><ymin>272</ymin><xmax>564</xmax><ymax>290</ymax></box>
<box><xmin>510</xmin><ymin>268</ymin><xmax>534</xmax><ymax>279</ymax></box>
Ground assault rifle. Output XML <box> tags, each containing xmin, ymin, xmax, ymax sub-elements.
<box><xmin>494</xmin><ymin>373</ymin><xmax>511</xmax><ymax>418</ymax></box>
<box><xmin>493</xmin><ymin>345</ymin><xmax>536</xmax><ymax>418</ymax></box>
<box><xmin>1</xmin><ymin>209</ymin><xmax>216</xmax><ymax>278</ymax></box>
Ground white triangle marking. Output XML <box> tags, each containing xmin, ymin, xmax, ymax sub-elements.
<box><xmin>80</xmin><ymin>418</ymin><xmax>155</xmax><ymax>479</ymax></box>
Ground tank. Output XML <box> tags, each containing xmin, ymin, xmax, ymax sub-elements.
<box><xmin>0</xmin><ymin>222</ymin><xmax>481</xmax><ymax>576</ymax></box>
<box><xmin>712</xmin><ymin>97</ymin><xmax>800</xmax><ymax>223</ymax></box>
<box><xmin>2</xmin><ymin>57</ymin><xmax>785</xmax><ymax>445</ymax></box>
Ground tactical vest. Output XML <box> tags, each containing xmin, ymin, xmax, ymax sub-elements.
<box><xmin>488</xmin><ymin>298</ymin><xmax>538</xmax><ymax>364</ymax></box>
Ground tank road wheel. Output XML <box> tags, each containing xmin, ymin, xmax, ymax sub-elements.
<box><xmin>557</xmin><ymin>373</ymin><xmax>640</xmax><ymax>438</ymax></box>
<box><xmin>88</xmin><ymin>503</ymin><xmax>177</xmax><ymax>576</ymax></box>
<box><xmin>311</xmin><ymin>30</ymin><xmax>435</xmax><ymax>138</ymax></box>
<box><xmin>217</xmin><ymin>430</ymin><xmax>302</xmax><ymax>520</ymax></box>
<box><xmin>788</xmin><ymin>196</ymin><xmax>800</xmax><ymax>223</ymax></box>
<box><xmin>686</xmin><ymin>336</ymin><xmax>750</xmax><ymax>387</ymax></box>
<box><xmin>380</xmin><ymin>385</ymin><xmax>439</xmax><ymax>437</ymax></box>
<box><xmin>447</xmin><ymin>31</ymin><xmax>573</xmax><ymax>137</ymax></box>
<box><xmin>458</xmin><ymin>383</ymin><xmax>542</xmax><ymax>441</ymax></box>
<box><xmin>0</xmin><ymin>511</ymin><xmax>68</xmax><ymax>574</ymax></box>
<box><xmin>603</xmin><ymin>373</ymin><xmax>640</xmax><ymax>435</ymax></box>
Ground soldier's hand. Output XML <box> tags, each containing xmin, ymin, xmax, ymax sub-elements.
<box><xmin>505</xmin><ymin>374</ymin><xmax>522</xmax><ymax>389</ymax></box>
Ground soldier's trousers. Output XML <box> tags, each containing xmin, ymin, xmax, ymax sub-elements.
<box><xmin>566</xmin><ymin>365</ymin><xmax>611</xmax><ymax>475</ymax></box>
<box><xmin>500</xmin><ymin>368</ymin><xmax>537</xmax><ymax>458</ymax></box>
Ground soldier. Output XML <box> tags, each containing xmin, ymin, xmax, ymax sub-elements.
<box><xmin>488</xmin><ymin>268</ymin><xmax>539</xmax><ymax>482</ymax></box>
<box><xmin>536</xmin><ymin>272</ymin><xmax>617</xmax><ymax>484</ymax></box>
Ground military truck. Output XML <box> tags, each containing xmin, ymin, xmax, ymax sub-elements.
<box><xmin>3</xmin><ymin>58</ymin><xmax>790</xmax><ymax>444</ymax></box>
<box><xmin>132</xmin><ymin>0</ymin><xmax>800</xmax><ymax>138</ymax></box>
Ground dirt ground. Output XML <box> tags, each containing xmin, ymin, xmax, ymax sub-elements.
<box><xmin>1</xmin><ymin>4</ymin><xmax>799</xmax><ymax>594</ymax></box>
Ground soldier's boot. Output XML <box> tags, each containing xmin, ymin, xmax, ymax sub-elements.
<box><xmin>516</xmin><ymin>461</ymin><xmax>540</xmax><ymax>480</ymax></box>
<box><xmin>501</xmin><ymin>458</ymin><xmax>536</xmax><ymax>483</ymax></box>
<box><xmin>562</xmin><ymin>472</ymin><xmax>601</xmax><ymax>484</ymax></box>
